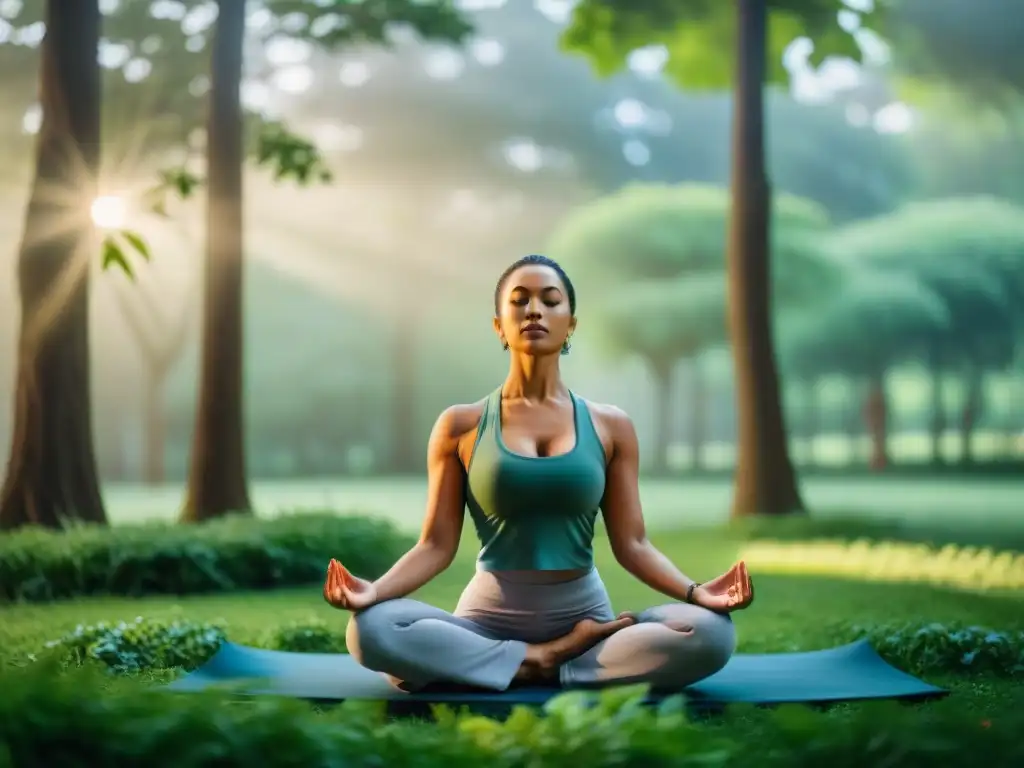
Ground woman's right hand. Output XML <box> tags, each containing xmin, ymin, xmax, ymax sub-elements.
<box><xmin>323</xmin><ymin>558</ymin><xmax>378</xmax><ymax>611</ymax></box>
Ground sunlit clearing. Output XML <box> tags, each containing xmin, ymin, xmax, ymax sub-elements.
<box><xmin>740</xmin><ymin>539</ymin><xmax>1024</xmax><ymax>592</ymax></box>
<box><xmin>91</xmin><ymin>195</ymin><xmax>127</xmax><ymax>229</ymax></box>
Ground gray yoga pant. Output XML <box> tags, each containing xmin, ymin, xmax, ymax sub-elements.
<box><xmin>345</xmin><ymin>567</ymin><xmax>736</xmax><ymax>692</ymax></box>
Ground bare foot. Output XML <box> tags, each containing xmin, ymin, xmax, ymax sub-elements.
<box><xmin>516</xmin><ymin>613</ymin><xmax>636</xmax><ymax>682</ymax></box>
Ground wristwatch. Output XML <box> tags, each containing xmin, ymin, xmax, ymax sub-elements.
<box><xmin>686</xmin><ymin>582</ymin><xmax>702</xmax><ymax>603</ymax></box>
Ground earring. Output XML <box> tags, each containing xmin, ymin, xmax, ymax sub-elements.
<box><xmin>502</xmin><ymin>340</ymin><xmax>509</xmax><ymax>351</ymax></box>
<box><xmin>561</xmin><ymin>338</ymin><xmax>572</xmax><ymax>355</ymax></box>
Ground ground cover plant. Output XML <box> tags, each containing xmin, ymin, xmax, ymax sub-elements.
<box><xmin>1</xmin><ymin>507</ymin><xmax>1022</xmax><ymax>765</ymax></box>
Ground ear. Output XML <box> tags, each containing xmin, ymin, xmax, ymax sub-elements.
<box><xmin>568</xmin><ymin>315</ymin><xmax>578</xmax><ymax>336</ymax></box>
<box><xmin>492</xmin><ymin>315</ymin><xmax>503</xmax><ymax>342</ymax></box>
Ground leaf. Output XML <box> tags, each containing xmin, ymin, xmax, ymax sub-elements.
<box><xmin>120</xmin><ymin>230</ymin><xmax>152</xmax><ymax>262</ymax></box>
<box><xmin>101</xmin><ymin>238</ymin><xmax>134</xmax><ymax>279</ymax></box>
<box><xmin>561</xmin><ymin>0</ymin><xmax>874</xmax><ymax>89</ymax></box>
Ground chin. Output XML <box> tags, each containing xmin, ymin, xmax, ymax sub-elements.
<box><xmin>514</xmin><ymin>340</ymin><xmax>560</xmax><ymax>357</ymax></box>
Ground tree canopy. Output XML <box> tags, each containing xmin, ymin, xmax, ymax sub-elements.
<box><xmin>560</xmin><ymin>0</ymin><xmax>877</xmax><ymax>88</ymax></box>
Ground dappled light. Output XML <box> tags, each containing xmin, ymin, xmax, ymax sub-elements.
<box><xmin>740</xmin><ymin>539</ymin><xmax>1024</xmax><ymax>592</ymax></box>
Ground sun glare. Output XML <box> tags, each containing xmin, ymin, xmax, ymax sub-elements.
<box><xmin>91</xmin><ymin>195</ymin><xmax>127</xmax><ymax>229</ymax></box>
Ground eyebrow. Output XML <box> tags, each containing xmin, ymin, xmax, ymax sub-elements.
<box><xmin>510</xmin><ymin>285</ymin><xmax>562</xmax><ymax>294</ymax></box>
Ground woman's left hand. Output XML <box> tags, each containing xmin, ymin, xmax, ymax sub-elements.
<box><xmin>693</xmin><ymin>561</ymin><xmax>754</xmax><ymax>613</ymax></box>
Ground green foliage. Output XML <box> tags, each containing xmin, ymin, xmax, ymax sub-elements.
<box><xmin>31</xmin><ymin>616</ymin><xmax>350</xmax><ymax>675</ymax></box>
<box><xmin>263</xmin><ymin>618</ymin><xmax>347</xmax><ymax>654</ymax></box>
<box><xmin>265</xmin><ymin>0</ymin><xmax>473</xmax><ymax>49</ymax></box>
<box><xmin>827</xmin><ymin>200</ymin><xmax>1018</xmax><ymax>365</ymax></box>
<box><xmin>780</xmin><ymin>270</ymin><xmax>950</xmax><ymax>378</ymax></box>
<box><xmin>889</xmin><ymin>0</ymin><xmax>1024</xmax><ymax>105</ymax></box>
<box><xmin>560</xmin><ymin>0</ymin><xmax>882</xmax><ymax>89</ymax></box>
<box><xmin>598</xmin><ymin>274</ymin><xmax>729</xmax><ymax>361</ymax></box>
<box><xmin>0</xmin><ymin>512</ymin><xmax>413</xmax><ymax>602</ymax></box>
<box><xmin>851</xmin><ymin>622</ymin><xmax>1024</xmax><ymax>678</ymax></box>
<box><xmin>35</xmin><ymin>617</ymin><xmax>227</xmax><ymax>675</ymax></box>
<box><xmin>1</xmin><ymin>660</ymin><xmax>1022</xmax><ymax>767</ymax></box>
<box><xmin>549</xmin><ymin>182</ymin><xmax>834</xmax><ymax>366</ymax></box>
<box><xmin>549</xmin><ymin>182</ymin><xmax>830</xmax><ymax>284</ymax></box>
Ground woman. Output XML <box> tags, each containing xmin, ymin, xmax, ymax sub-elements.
<box><xmin>323</xmin><ymin>254</ymin><xmax>754</xmax><ymax>692</ymax></box>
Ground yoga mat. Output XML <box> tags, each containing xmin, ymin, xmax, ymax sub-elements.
<box><xmin>167</xmin><ymin>639</ymin><xmax>947</xmax><ymax>713</ymax></box>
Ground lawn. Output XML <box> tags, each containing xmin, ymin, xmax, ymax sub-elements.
<box><xmin>4</xmin><ymin>524</ymin><xmax>1022</xmax><ymax>712</ymax></box>
<box><xmin>2</xmin><ymin>480</ymin><xmax>1023</xmax><ymax>764</ymax></box>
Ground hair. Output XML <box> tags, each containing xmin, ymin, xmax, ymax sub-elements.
<box><xmin>493</xmin><ymin>254</ymin><xmax>577</xmax><ymax>316</ymax></box>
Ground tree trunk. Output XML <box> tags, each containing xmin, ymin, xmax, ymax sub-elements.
<box><xmin>727</xmin><ymin>0</ymin><xmax>804</xmax><ymax>518</ymax></box>
<box><xmin>928</xmin><ymin>343</ymin><xmax>945</xmax><ymax>465</ymax></box>
<box><xmin>688</xmin><ymin>358</ymin><xmax>706</xmax><ymax>471</ymax></box>
<box><xmin>960</xmin><ymin>363</ymin><xmax>983</xmax><ymax>466</ymax></box>
<box><xmin>391</xmin><ymin>305</ymin><xmax>418</xmax><ymax>474</ymax></box>
<box><xmin>864</xmin><ymin>374</ymin><xmax>888</xmax><ymax>471</ymax></box>
<box><xmin>0</xmin><ymin>0</ymin><xmax>106</xmax><ymax>531</ymax></box>
<box><xmin>650</xmin><ymin>359</ymin><xmax>674</xmax><ymax>475</ymax></box>
<box><xmin>182</xmin><ymin>0</ymin><xmax>252</xmax><ymax>522</ymax></box>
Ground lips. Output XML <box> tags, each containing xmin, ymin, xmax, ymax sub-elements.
<box><xmin>522</xmin><ymin>324</ymin><xmax>547</xmax><ymax>333</ymax></box>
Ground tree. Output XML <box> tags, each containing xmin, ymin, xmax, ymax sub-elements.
<box><xmin>561</xmin><ymin>0</ymin><xmax>878</xmax><ymax>516</ymax></box>
<box><xmin>601</xmin><ymin>275</ymin><xmax>727</xmax><ymax>472</ymax></box>
<box><xmin>180</xmin><ymin>0</ymin><xmax>472</xmax><ymax>521</ymax></box>
<box><xmin>780</xmin><ymin>271</ymin><xmax>951</xmax><ymax>470</ymax></box>
<box><xmin>549</xmin><ymin>182</ymin><xmax>835</xmax><ymax>472</ymax></box>
<box><xmin>828</xmin><ymin>203</ymin><xmax>1017</xmax><ymax>464</ymax></box>
<box><xmin>0</xmin><ymin>0</ymin><xmax>106</xmax><ymax>530</ymax></box>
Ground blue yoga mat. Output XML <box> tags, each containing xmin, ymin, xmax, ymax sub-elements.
<box><xmin>167</xmin><ymin>639</ymin><xmax>946</xmax><ymax>711</ymax></box>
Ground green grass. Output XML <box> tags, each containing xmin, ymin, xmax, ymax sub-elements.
<box><xmin>4</xmin><ymin>525</ymin><xmax>1022</xmax><ymax>723</ymax></box>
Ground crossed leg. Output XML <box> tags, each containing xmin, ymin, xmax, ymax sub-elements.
<box><xmin>346</xmin><ymin>598</ymin><xmax>635</xmax><ymax>691</ymax></box>
<box><xmin>562</xmin><ymin>602</ymin><xmax>736</xmax><ymax>689</ymax></box>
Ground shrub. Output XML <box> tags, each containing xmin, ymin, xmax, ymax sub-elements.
<box><xmin>263</xmin><ymin>618</ymin><xmax>347</xmax><ymax>654</ymax></box>
<box><xmin>33</xmin><ymin>617</ymin><xmax>350</xmax><ymax>674</ymax></box>
<box><xmin>0</xmin><ymin>663</ymin><xmax>1022</xmax><ymax>767</ymax></box>
<box><xmin>848</xmin><ymin>622</ymin><xmax>1024</xmax><ymax>678</ymax></box>
<box><xmin>0</xmin><ymin>511</ymin><xmax>413</xmax><ymax>602</ymax></box>
<box><xmin>35</xmin><ymin>618</ymin><xmax>228</xmax><ymax>674</ymax></box>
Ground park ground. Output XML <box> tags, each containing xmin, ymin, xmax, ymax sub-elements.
<box><xmin>2</xmin><ymin>475</ymin><xmax>1023</xmax><ymax>744</ymax></box>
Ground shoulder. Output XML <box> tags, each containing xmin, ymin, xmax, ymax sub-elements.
<box><xmin>578</xmin><ymin>398</ymin><xmax>638</xmax><ymax>454</ymax></box>
<box><xmin>432</xmin><ymin>398</ymin><xmax>488</xmax><ymax>442</ymax></box>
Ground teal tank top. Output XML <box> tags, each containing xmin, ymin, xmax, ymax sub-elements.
<box><xmin>465</xmin><ymin>388</ymin><xmax>607</xmax><ymax>571</ymax></box>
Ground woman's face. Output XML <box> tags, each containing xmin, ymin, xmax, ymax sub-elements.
<box><xmin>494</xmin><ymin>264</ymin><xmax>576</xmax><ymax>356</ymax></box>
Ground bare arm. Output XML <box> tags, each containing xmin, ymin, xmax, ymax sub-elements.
<box><xmin>370</xmin><ymin>406</ymin><xmax>472</xmax><ymax>603</ymax></box>
<box><xmin>599</xmin><ymin>406</ymin><xmax>699</xmax><ymax>603</ymax></box>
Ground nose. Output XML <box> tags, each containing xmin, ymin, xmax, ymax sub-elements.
<box><xmin>525</xmin><ymin>300</ymin><xmax>542</xmax><ymax>320</ymax></box>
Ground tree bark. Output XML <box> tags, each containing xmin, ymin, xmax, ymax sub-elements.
<box><xmin>181</xmin><ymin>0</ymin><xmax>252</xmax><ymax>522</ymax></box>
<box><xmin>727</xmin><ymin>0</ymin><xmax>804</xmax><ymax>517</ymax></box>
<box><xmin>864</xmin><ymin>374</ymin><xmax>889</xmax><ymax>471</ymax></box>
<box><xmin>0</xmin><ymin>0</ymin><xmax>107</xmax><ymax>531</ymax></box>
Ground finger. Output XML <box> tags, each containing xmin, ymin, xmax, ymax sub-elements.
<box><xmin>740</xmin><ymin>561</ymin><xmax>753</xmax><ymax>601</ymax></box>
<box><xmin>336</xmin><ymin>562</ymin><xmax>354</xmax><ymax>587</ymax></box>
<box><xmin>328</xmin><ymin>561</ymin><xmax>340</xmax><ymax>592</ymax></box>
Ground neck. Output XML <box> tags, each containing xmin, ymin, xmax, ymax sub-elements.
<box><xmin>502</xmin><ymin>353</ymin><xmax>565</xmax><ymax>401</ymax></box>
